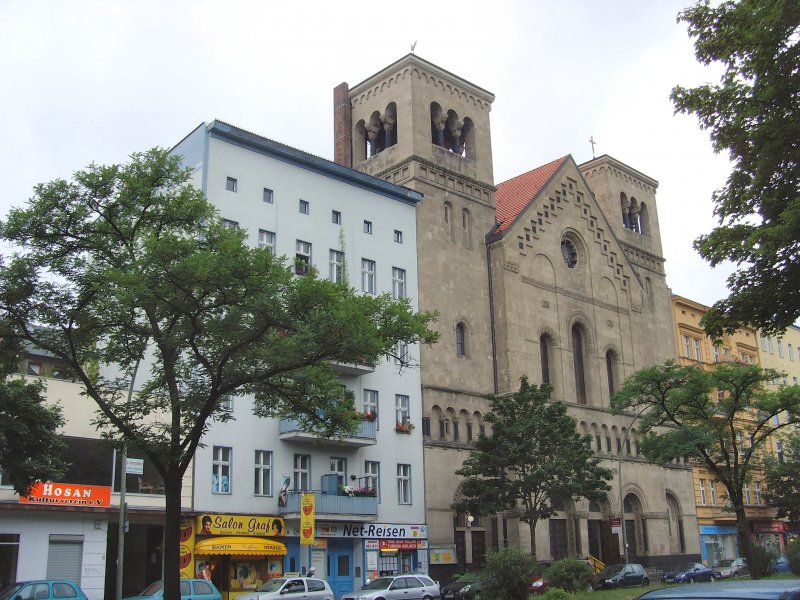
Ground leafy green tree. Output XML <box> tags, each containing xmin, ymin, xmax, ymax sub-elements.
<box><xmin>454</xmin><ymin>378</ymin><xmax>612</xmax><ymax>560</ymax></box>
<box><xmin>480</xmin><ymin>546</ymin><xmax>539</xmax><ymax>600</ymax></box>
<box><xmin>763</xmin><ymin>432</ymin><xmax>800</xmax><ymax>523</ymax></box>
<box><xmin>612</xmin><ymin>360</ymin><xmax>800</xmax><ymax>578</ymax></box>
<box><xmin>0</xmin><ymin>377</ymin><xmax>67</xmax><ymax>495</ymax></box>
<box><xmin>671</xmin><ymin>0</ymin><xmax>800</xmax><ymax>336</ymax></box>
<box><xmin>0</xmin><ymin>148</ymin><xmax>437</xmax><ymax>600</ymax></box>
<box><xmin>543</xmin><ymin>558</ymin><xmax>593</xmax><ymax>593</ymax></box>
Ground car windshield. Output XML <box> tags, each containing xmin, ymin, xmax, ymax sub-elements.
<box><xmin>258</xmin><ymin>579</ymin><xmax>288</xmax><ymax>592</ymax></box>
<box><xmin>0</xmin><ymin>584</ymin><xmax>23</xmax><ymax>600</ymax></box>
<box><xmin>361</xmin><ymin>578</ymin><xmax>394</xmax><ymax>590</ymax></box>
<box><xmin>599</xmin><ymin>565</ymin><xmax>623</xmax><ymax>576</ymax></box>
<box><xmin>717</xmin><ymin>560</ymin><xmax>734</xmax><ymax>567</ymax></box>
<box><xmin>677</xmin><ymin>565</ymin><xmax>697</xmax><ymax>572</ymax></box>
<box><xmin>140</xmin><ymin>581</ymin><xmax>164</xmax><ymax>596</ymax></box>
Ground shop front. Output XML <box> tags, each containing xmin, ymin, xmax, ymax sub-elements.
<box><xmin>699</xmin><ymin>525</ymin><xmax>738</xmax><ymax>565</ymax></box>
<box><xmin>180</xmin><ymin>514</ymin><xmax>286</xmax><ymax>600</ymax></box>
<box><xmin>752</xmin><ymin>521</ymin><xmax>785</xmax><ymax>555</ymax></box>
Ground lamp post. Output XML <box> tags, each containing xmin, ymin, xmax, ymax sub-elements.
<box><xmin>618</xmin><ymin>406</ymin><xmax>648</xmax><ymax>565</ymax></box>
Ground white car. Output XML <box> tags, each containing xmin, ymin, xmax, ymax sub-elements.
<box><xmin>341</xmin><ymin>575</ymin><xmax>441</xmax><ymax>600</ymax></box>
<box><xmin>236</xmin><ymin>578</ymin><xmax>333</xmax><ymax>600</ymax></box>
<box><xmin>714</xmin><ymin>558</ymin><xmax>749</xmax><ymax>579</ymax></box>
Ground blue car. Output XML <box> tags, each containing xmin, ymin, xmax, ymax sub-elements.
<box><xmin>661</xmin><ymin>563</ymin><xmax>718</xmax><ymax>584</ymax></box>
<box><xmin>123</xmin><ymin>579</ymin><xmax>222</xmax><ymax>600</ymax></box>
<box><xmin>770</xmin><ymin>556</ymin><xmax>791</xmax><ymax>574</ymax></box>
<box><xmin>0</xmin><ymin>580</ymin><xmax>88</xmax><ymax>600</ymax></box>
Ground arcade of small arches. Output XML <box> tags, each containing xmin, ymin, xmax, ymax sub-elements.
<box><xmin>355</xmin><ymin>102</ymin><xmax>397</xmax><ymax>162</ymax></box>
<box><xmin>423</xmin><ymin>406</ymin><xmax>487</xmax><ymax>443</ymax></box>
<box><xmin>620</xmin><ymin>192</ymin><xmax>649</xmax><ymax>235</ymax></box>
<box><xmin>444</xmin><ymin>203</ymin><xmax>473</xmax><ymax>249</ymax></box>
<box><xmin>430</xmin><ymin>102</ymin><xmax>475</xmax><ymax>158</ymax></box>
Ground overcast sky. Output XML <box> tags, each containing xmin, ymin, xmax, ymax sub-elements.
<box><xmin>0</xmin><ymin>0</ymin><xmax>735</xmax><ymax>306</ymax></box>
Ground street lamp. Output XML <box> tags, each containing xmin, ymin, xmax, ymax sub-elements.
<box><xmin>618</xmin><ymin>406</ymin><xmax>648</xmax><ymax>564</ymax></box>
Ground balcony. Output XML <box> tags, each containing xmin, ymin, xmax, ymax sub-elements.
<box><xmin>279</xmin><ymin>490</ymin><xmax>377</xmax><ymax>519</ymax></box>
<box><xmin>279</xmin><ymin>418</ymin><xmax>377</xmax><ymax>447</ymax></box>
<box><xmin>330</xmin><ymin>361</ymin><xmax>375</xmax><ymax>376</ymax></box>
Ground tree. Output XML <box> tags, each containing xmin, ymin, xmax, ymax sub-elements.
<box><xmin>763</xmin><ymin>432</ymin><xmax>800</xmax><ymax>523</ymax></box>
<box><xmin>612</xmin><ymin>360</ymin><xmax>800</xmax><ymax>578</ymax></box>
<box><xmin>480</xmin><ymin>547</ymin><xmax>539</xmax><ymax>600</ymax></box>
<box><xmin>0</xmin><ymin>148</ymin><xmax>437</xmax><ymax>600</ymax></box>
<box><xmin>671</xmin><ymin>0</ymin><xmax>800</xmax><ymax>336</ymax></box>
<box><xmin>454</xmin><ymin>378</ymin><xmax>612</xmax><ymax>560</ymax></box>
<box><xmin>0</xmin><ymin>377</ymin><xmax>67</xmax><ymax>495</ymax></box>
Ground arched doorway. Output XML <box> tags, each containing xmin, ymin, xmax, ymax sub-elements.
<box><xmin>623</xmin><ymin>493</ymin><xmax>647</xmax><ymax>561</ymax></box>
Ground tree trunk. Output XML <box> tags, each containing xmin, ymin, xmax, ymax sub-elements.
<box><xmin>528</xmin><ymin>519</ymin><xmax>538</xmax><ymax>562</ymax></box>
<box><xmin>733</xmin><ymin>503</ymin><xmax>756</xmax><ymax>578</ymax></box>
<box><xmin>162</xmin><ymin>469</ymin><xmax>184</xmax><ymax>600</ymax></box>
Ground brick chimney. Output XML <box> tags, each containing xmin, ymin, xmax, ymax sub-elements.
<box><xmin>333</xmin><ymin>82</ymin><xmax>352</xmax><ymax>168</ymax></box>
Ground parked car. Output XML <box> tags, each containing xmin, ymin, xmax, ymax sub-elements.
<box><xmin>441</xmin><ymin>573</ymin><xmax>481</xmax><ymax>600</ymax></box>
<box><xmin>769</xmin><ymin>556</ymin><xmax>790</xmax><ymax>575</ymax></box>
<box><xmin>0</xmin><ymin>580</ymin><xmax>89</xmax><ymax>600</ymax></box>
<box><xmin>661</xmin><ymin>562</ymin><xmax>718</xmax><ymax>584</ymax></box>
<box><xmin>596</xmin><ymin>563</ymin><xmax>650</xmax><ymax>589</ymax></box>
<box><xmin>636</xmin><ymin>579</ymin><xmax>800</xmax><ymax>600</ymax></box>
<box><xmin>714</xmin><ymin>558</ymin><xmax>749</xmax><ymax>579</ymax></box>
<box><xmin>531</xmin><ymin>559</ymin><xmax>598</xmax><ymax>593</ymax></box>
<box><xmin>236</xmin><ymin>578</ymin><xmax>333</xmax><ymax>600</ymax></box>
<box><xmin>122</xmin><ymin>579</ymin><xmax>222</xmax><ymax>600</ymax></box>
<box><xmin>341</xmin><ymin>575</ymin><xmax>441</xmax><ymax>600</ymax></box>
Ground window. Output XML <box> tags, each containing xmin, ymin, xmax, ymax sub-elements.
<box><xmin>212</xmin><ymin>446</ymin><xmax>231</xmax><ymax>494</ymax></box>
<box><xmin>226</xmin><ymin>177</ymin><xmax>237</xmax><ymax>192</ymax></box>
<box><xmin>331</xmin><ymin>210</ymin><xmax>342</xmax><ymax>225</ymax></box>
<box><xmin>295</xmin><ymin>240</ymin><xmax>311</xmax><ymax>275</ymax></box>
<box><xmin>572</xmin><ymin>325</ymin><xmax>587</xmax><ymax>404</ymax></box>
<box><xmin>397</xmin><ymin>464</ymin><xmax>411</xmax><ymax>504</ymax></box>
<box><xmin>540</xmin><ymin>335</ymin><xmax>551</xmax><ymax>385</ymax></box>
<box><xmin>258</xmin><ymin>229</ymin><xmax>275</xmax><ymax>251</ymax></box>
<box><xmin>254</xmin><ymin>450</ymin><xmax>272</xmax><ymax>496</ymax></box>
<box><xmin>299</xmin><ymin>199</ymin><xmax>310</xmax><ymax>214</ymax></box>
<box><xmin>778</xmin><ymin>339</ymin><xmax>784</xmax><ymax>357</ymax></box>
<box><xmin>392</xmin><ymin>268</ymin><xmax>407</xmax><ymax>299</ymax></box>
<box><xmin>755</xmin><ymin>481</ymin><xmax>762</xmax><ymax>504</ymax></box>
<box><xmin>363</xmin><ymin>389</ymin><xmax>378</xmax><ymax>420</ymax></box>
<box><xmin>330</xmin><ymin>457</ymin><xmax>346</xmax><ymax>487</ymax></box>
<box><xmin>789</xmin><ymin>343</ymin><xmax>795</xmax><ymax>361</ymax></box>
<box><xmin>220</xmin><ymin>395</ymin><xmax>233</xmax><ymax>412</ymax></box>
<box><xmin>561</xmin><ymin>238</ymin><xmax>578</xmax><ymax>268</ymax></box>
<box><xmin>395</xmin><ymin>394</ymin><xmax>410</xmax><ymax>424</ymax></box>
<box><xmin>683</xmin><ymin>335</ymin><xmax>691</xmax><ymax>358</ymax></box>
<box><xmin>293</xmin><ymin>454</ymin><xmax>310</xmax><ymax>491</ymax></box>
<box><xmin>455</xmin><ymin>323</ymin><xmax>466</xmax><ymax>357</ymax></box>
<box><xmin>693</xmin><ymin>338</ymin><xmax>701</xmax><ymax>361</ymax></box>
<box><xmin>363</xmin><ymin>220</ymin><xmax>373</xmax><ymax>234</ymax></box>
<box><xmin>606</xmin><ymin>350</ymin><xmax>617</xmax><ymax>395</ymax></box>
<box><xmin>329</xmin><ymin>250</ymin><xmax>345</xmax><ymax>283</ymax></box>
<box><xmin>768</xmin><ymin>337</ymin><xmax>774</xmax><ymax>353</ymax></box>
<box><xmin>26</xmin><ymin>361</ymin><xmax>41</xmax><ymax>376</ymax></box>
<box><xmin>361</xmin><ymin>259</ymin><xmax>376</xmax><ymax>294</ymax></box>
<box><xmin>365</xmin><ymin>461</ymin><xmax>380</xmax><ymax>498</ymax></box>
<box><xmin>395</xmin><ymin>342</ymin><xmax>409</xmax><ymax>366</ymax></box>
<box><xmin>713</xmin><ymin>345</ymin><xmax>720</xmax><ymax>363</ymax></box>
<box><xmin>699</xmin><ymin>479</ymin><xmax>707</xmax><ymax>505</ymax></box>
<box><xmin>263</xmin><ymin>188</ymin><xmax>274</xmax><ymax>203</ymax></box>
<box><xmin>709</xmin><ymin>480</ymin><xmax>717</xmax><ymax>505</ymax></box>
<box><xmin>777</xmin><ymin>440</ymin><xmax>784</xmax><ymax>464</ymax></box>
<box><xmin>760</xmin><ymin>334</ymin><xmax>768</xmax><ymax>351</ymax></box>
<box><xmin>745</xmin><ymin>482</ymin><xmax>751</xmax><ymax>504</ymax></box>
<box><xmin>394</xmin><ymin>230</ymin><xmax>403</xmax><ymax>243</ymax></box>
<box><xmin>222</xmin><ymin>219</ymin><xmax>239</xmax><ymax>230</ymax></box>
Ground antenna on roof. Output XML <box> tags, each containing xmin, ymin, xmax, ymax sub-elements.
<box><xmin>411</xmin><ymin>41</ymin><xmax>417</xmax><ymax>54</ymax></box>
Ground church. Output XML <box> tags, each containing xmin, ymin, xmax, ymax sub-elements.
<box><xmin>332</xmin><ymin>53</ymin><xmax>701</xmax><ymax>577</ymax></box>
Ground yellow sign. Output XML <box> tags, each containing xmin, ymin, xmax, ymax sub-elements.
<box><xmin>300</xmin><ymin>493</ymin><xmax>315</xmax><ymax>546</ymax></box>
<box><xmin>196</xmin><ymin>514</ymin><xmax>285</xmax><ymax>537</ymax></box>
<box><xmin>179</xmin><ymin>518</ymin><xmax>196</xmax><ymax>578</ymax></box>
<box><xmin>194</xmin><ymin>537</ymin><xmax>287</xmax><ymax>556</ymax></box>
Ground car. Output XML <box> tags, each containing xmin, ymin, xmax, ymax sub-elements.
<box><xmin>662</xmin><ymin>563</ymin><xmax>718</xmax><ymax>584</ymax></box>
<box><xmin>714</xmin><ymin>558</ymin><xmax>749</xmax><ymax>579</ymax></box>
<box><xmin>596</xmin><ymin>563</ymin><xmax>650</xmax><ymax>589</ymax></box>
<box><xmin>236</xmin><ymin>578</ymin><xmax>333</xmax><ymax>600</ymax></box>
<box><xmin>0</xmin><ymin>580</ymin><xmax>89</xmax><ymax>600</ymax></box>
<box><xmin>635</xmin><ymin>579</ymin><xmax>800</xmax><ymax>600</ymax></box>
<box><xmin>122</xmin><ymin>579</ymin><xmax>222</xmax><ymax>600</ymax></box>
<box><xmin>531</xmin><ymin>559</ymin><xmax>598</xmax><ymax>593</ymax></box>
<box><xmin>441</xmin><ymin>573</ymin><xmax>481</xmax><ymax>600</ymax></box>
<box><xmin>341</xmin><ymin>574</ymin><xmax>441</xmax><ymax>600</ymax></box>
<box><xmin>769</xmin><ymin>556</ymin><xmax>790</xmax><ymax>575</ymax></box>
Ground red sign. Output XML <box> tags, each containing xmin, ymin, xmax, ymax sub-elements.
<box><xmin>753</xmin><ymin>521</ymin><xmax>784</xmax><ymax>533</ymax></box>
<box><xmin>379</xmin><ymin>539</ymin><xmax>423</xmax><ymax>550</ymax></box>
<box><xmin>19</xmin><ymin>482</ymin><xmax>112</xmax><ymax>507</ymax></box>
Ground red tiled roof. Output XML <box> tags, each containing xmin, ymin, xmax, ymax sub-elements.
<box><xmin>495</xmin><ymin>156</ymin><xmax>569</xmax><ymax>233</ymax></box>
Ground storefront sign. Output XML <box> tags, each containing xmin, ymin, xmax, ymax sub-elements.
<box><xmin>125</xmin><ymin>458</ymin><xmax>144</xmax><ymax>475</ymax></box>
<box><xmin>300</xmin><ymin>493</ymin><xmax>315</xmax><ymax>546</ymax></box>
<box><xmin>179</xmin><ymin>518</ymin><xmax>196</xmax><ymax>579</ymax></box>
<box><xmin>19</xmin><ymin>482</ymin><xmax>111</xmax><ymax>507</ymax></box>
<box><xmin>753</xmin><ymin>521</ymin><xmax>785</xmax><ymax>533</ymax></box>
<box><xmin>196</xmin><ymin>514</ymin><xmax>285</xmax><ymax>537</ymax></box>
<box><xmin>379</xmin><ymin>539</ymin><xmax>425</xmax><ymax>550</ymax></box>
<box><xmin>317</xmin><ymin>522</ymin><xmax>427</xmax><ymax>539</ymax></box>
<box><xmin>429</xmin><ymin>544</ymin><xmax>457</xmax><ymax>565</ymax></box>
<box><xmin>610</xmin><ymin>518</ymin><xmax>621</xmax><ymax>534</ymax></box>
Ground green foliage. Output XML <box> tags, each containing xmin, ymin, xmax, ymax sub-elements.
<box><xmin>480</xmin><ymin>547</ymin><xmax>539</xmax><ymax>600</ymax></box>
<box><xmin>543</xmin><ymin>558</ymin><xmax>592</xmax><ymax>593</ymax></box>
<box><xmin>612</xmin><ymin>360</ymin><xmax>800</xmax><ymax>576</ymax></box>
<box><xmin>787</xmin><ymin>540</ymin><xmax>800</xmax><ymax>576</ymax></box>
<box><xmin>671</xmin><ymin>0</ymin><xmax>800</xmax><ymax>336</ymax></box>
<box><xmin>763</xmin><ymin>433</ymin><xmax>800</xmax><ymax>523</ymax></box>
<box><xmin>0</xmin><ymin>377</ymin><xmax>67</xmax><ymax>495</ymax></box>
<box><xmin>540</xmin><ymin>588</ymin><xmax>571</xmax><ymax>600</ymax></box>
<box><xmin>455</xmin><ymin>378</ymin><xmax>612</xmax><ymax>559</ymax></box>
<box><xmin>749</xmin><ymin>545</ymin><xmax>776</xmax><ymax>580</ymax></box>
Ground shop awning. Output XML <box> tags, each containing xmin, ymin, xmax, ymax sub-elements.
<box><xmin>195</xmin><ymin>537</ymin><xmax>287</xmax><ymax>556</ymax></box>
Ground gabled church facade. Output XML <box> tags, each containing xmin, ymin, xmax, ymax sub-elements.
<box><xmin>334</xmin><ymin>54</ymin><xmax>700</xmax><ymax>577</ymax></box>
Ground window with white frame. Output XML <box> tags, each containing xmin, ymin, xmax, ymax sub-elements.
<box><xmin>778</xmin><ymin>339</ymin><xmax>784</xmax><ymax>357</ymax></box>
<box><xmin>330</xmin><ymin>457</ymin><xmax>346</xmax><ymax>488</ymax></box>
<box><xmin>293</xmin><ymin>454</ymin><xmax>310</xmax><ymax>491</ymax></box>
<box><xmin>745</xmin><ymin>482</ymin><xmax>751</xmax><ymax>504</ymax></box>
<box><xmin>392</xmin><ymin>267</ymin><xmax>407</xmax><ymax>299</ymax></box>
<box><xmin>777</xmin><ymin>440</ymin><xmax>785</xmax><ymax>463</ymax></box>
<box><xmin>254</xmin><ymin>450</ymin><xmax>272</xmax><ymax>496</ymax></box>
<box><xmin>713</xmin><ymin>345</ymin><xmax>720</xmax><ymax>363</ymax></box>
<box><xmin>395</xmin><ymin>341</ymin><xmax>409</xmax><ymax>366</ymax></box>
<box><xmin>332</xmin><ymin>210</ymin><xmax>342</xmax><ymax>225</ymax></box>
<box><xmin>760</xmin><ymin>335</ymin><xmax>767</xmax><ymax>351</ymax></box>
<box><xmin>212</xmin><ymin>446</ymin><xmax>231</xmax><ymax>494</ymax></box>
<box><xmin>220</xmin><ymin>395</ymin><xmax>233</xmax><ymax>412</ymax></box>
<box><xmin>683</xmin><ymin>335</ymin><xmax>691</xmax><ymax>358</ymax></box>
<box><xmin>710</xmin><ymin>480</ymin><xmax>717</xmax><ymax>505</ymax></box>
<box><xmin>693</xmin><ymin>338</ymin><xmax>701</xmax><ymax>361</ymax></box>
<box><xmin>361</xmin><ymin>259</ymin><xmax>376</xmax><ymax>294</ymax></box>
<box><xmin>363</xmin><ymin>389</ymin><xmax>378</xmax><ymax>419</ymax></box>
<box><xmin>258</xmin><ymin>229</ymin><xmax>275</xmax><ymax>251</ymax></box>
<box><xmin>755</xmin><ymin>481</ymin><xmax>762</xmax><ymax>504</ymax></box>
<box><xmin>226</xmin><ymin>177</ymin><xmax>237</xmax><ymax>192</ymax></box>
<box><xmin>299</xmin><ymin>199</ymin><xmax>310</xmax><ymax>214</ymax></box>
<box><xmin>699</xmin><ymin>479</ymin><xmax>707</xmax><ymax>505</ymax></box>
<box><xmin>365</xmin><ymin>461</ymin><xmax>379</xmax><ymax>498</ymax></box>
<box><xmin>329</xmin><ymin>250</ymin><xmax>345</xmax><ymax>283</ymax></box>
<box><xmin>263</xmin><ymin>188</ymin><xmax>274</xmax><ymax>203</ymax></box>
<box><xmin>394</xmin><ymin>230</ymin><xmax>403</xmax><ymax>243</ymax></box>
<box><xmin>295</xmin><ymin>240</ymin><xmax>311</xmax><ymax>275</ymax></box>
<box><xmin>222</xmin><ymin>219</ymin><xmax>239</xmax><ymax>230</ymax></box>
<box><xmin>363</xmin><ymin>220</ymin><xmax>373</xmax><ymax>234</ymax></box>
<box><xmin>395</xmin><ymin>394</ymin><xmax>410</xmax><ymax>424</ymax></box>
<box><xmin>397</xmin><ymin>464</ymin><xmax>411</xmax><ymax>504</ymax></box>
<box><xmin>768</xmin><ymin>337</ymin><xmax>774</xmax><ymax>353</ymax></box>
<box><xmin>789</xmin><ymin>343</ymin><xmax>795</xmax><ymax>361</ymax></box>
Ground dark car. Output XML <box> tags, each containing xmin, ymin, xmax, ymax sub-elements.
<box><xmin>597</xmin><ymin>563</ymin><xmax>649</xmax><ymax>589</ymax></box>
<box><xmin>0</xmin><ymin>581</ymin><xmax>89</xmax><ymax>600</ymax></box>
<box><xmin>441</xmin><ymin>573</ymin><xmax>481</xmax><ymax>600</ymax></box>
<box><xmin>662</xmin><ymin>563</ymin><xmax>718</xmax><ymax>584</ymax></box>
<box><xmin>636</xmin><ymin>579</ymin><xmax>800</xmax><ymax>600</ymax></box>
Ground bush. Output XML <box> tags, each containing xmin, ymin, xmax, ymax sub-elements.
<box><xmin>543</xmin><ymin>558</ymin><xmax>592</xmax><ymax>593</ymax></box>
<box><xmin>788</xmin><ymin>541</ymin><xmax>800</xmax><ymax>576</ymax></box>
<box><xmin>540</xmin><ymin>588</ymin><xmax>571</xmax><ymax>600</ymax></box>
<box><xmin>749</xmin><ymin>545</ymin><xmax>776</xmax><ymax>579</ymax></box>
<box><xmin>481</xmin><ymin>547</ymin><xmax>539</xmax><ymax>600</ymax></box>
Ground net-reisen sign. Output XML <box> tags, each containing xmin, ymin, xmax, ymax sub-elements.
<box><xmin>19</xmin><ymin>482</ymin><xmax>112</xmax><ymax>507</ymax></box>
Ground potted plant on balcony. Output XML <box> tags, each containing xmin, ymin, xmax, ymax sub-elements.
<box><xmin>395</xmin><ymin>420</ymin><xmax>415</xmax><ymax>434</ymax></box>
<box><xmin>353</xmin><ymin>410</ymin><xmax>377</xmax><ymax>421</ymax></box>
<box><xmin>353</xmin><ymin>487</ymin><xmax>377</xmax><ymax>497</ymax></box>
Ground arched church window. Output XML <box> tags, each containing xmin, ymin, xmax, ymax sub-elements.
<box><xmin>638</xmin><ymin>202</ymin><xmax>649</xmax><ymax>235</ymax></box>
<box><xmin>620</xmin><ymin>192</ymin><xmax>631</xmax><ymax>229</ymax></box>
<box><xmin>444</xmin><ymin>202</ymin><xmax>454</xmax><ymax>242</ymax></box>
<box><xmin>561</xmin><ymin>238</ymin><xmax>578</xmax><ymax>268</ymax></box>
<box><xmin>572</xmin><ymin>324</ymin><xmax>587</xmax><ymax>404</ymax></box>
<box><xmin>430</xmin><ymin>103</ymin><xmax>446</xmax><ymax>147</ymax></box>
<box><xmin>461</xmin><ymin>209</ymin><xmax>472</xmax><ymax>248</ymax></box>
<box><xmin>462</xmin><ymin>118</ymin><xmax>475</xmax><ymax>160</ymax></box>
<box><xmin>606</xmin><ymin>349</ymin><xmax>618</xmax><ymax>395</ymax></box>
<box><xmin>540</xmin><ymin>334</ymin><xmax>551</xmax><ymax>385</ymax></box>
<box><xmin>455</xmin><ymin>322</ymin><xmax>466</xmax><ymax>357</ymax></box>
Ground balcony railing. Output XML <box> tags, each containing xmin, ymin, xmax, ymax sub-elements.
<box><xmin>278</xmin><ymin>490</ymin><xmax>377</xmax><ymax>516</ymax></box>
<box><xmin>279</xmin><ymin>418</ymin><xmax>377</xmax><ymax>447</ymax></box>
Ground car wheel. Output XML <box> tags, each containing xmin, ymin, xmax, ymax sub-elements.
<box><xmin>643</xmin><ymin>578</ymin><xmax>650</xmax><ymax>587</ymax></box>
<box><xmin>423</xmin><ymin>596</ymin><xmax>433</xmax><ymax>600</ymax></box>
<box><xmin>689</xmin><ymin>576</ymin><xmax>695</xmax><ymax>584</ymax></box>
<box><xmin>732</xmin><ymin>571</ymin><xmax>738</xmax><ymax>578</ymax></box>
